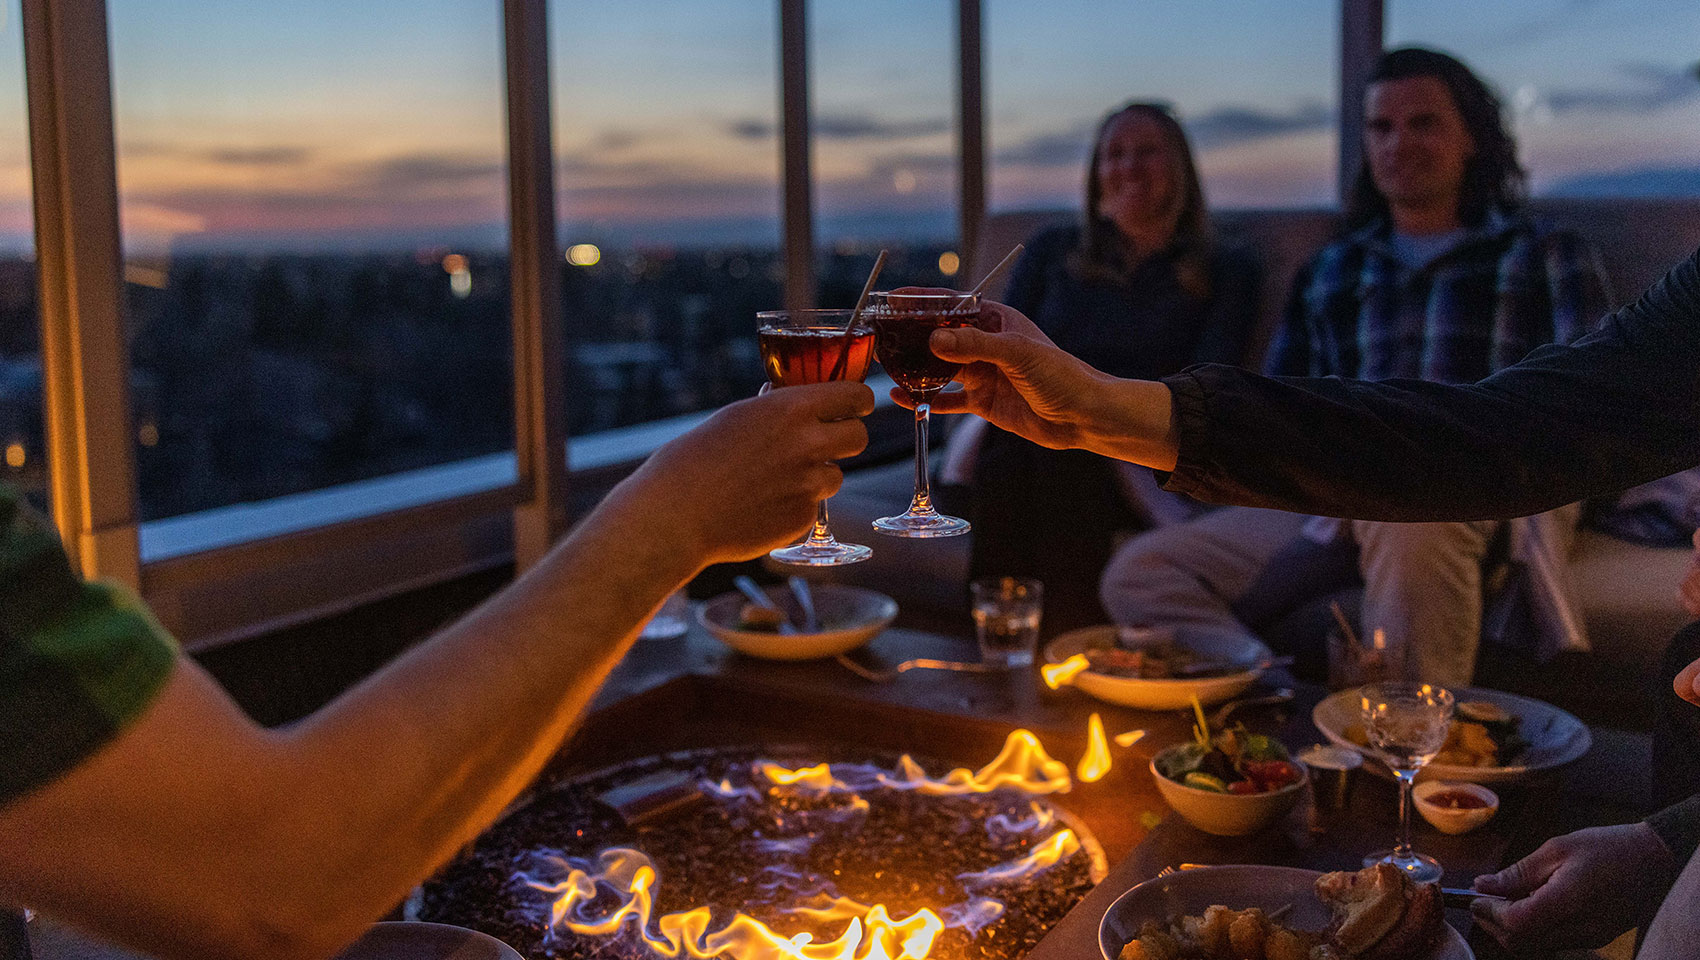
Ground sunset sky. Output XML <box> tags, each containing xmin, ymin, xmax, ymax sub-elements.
<box><xmin>0</xmin><ymin>0</ymin><xmax>1693</xmax><ymax>253</ymax></box>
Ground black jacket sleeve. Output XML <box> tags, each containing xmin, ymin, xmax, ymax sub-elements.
<box><xmin>1161</xmin><ymin>247</ymin><xmax>1700</xmax><ymax>522</ymax></box>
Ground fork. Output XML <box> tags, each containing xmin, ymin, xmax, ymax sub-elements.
<box><xmin>833</xmin><ymin>653</ymin><xmax>1008</xmax><ymax>683</ymax></box>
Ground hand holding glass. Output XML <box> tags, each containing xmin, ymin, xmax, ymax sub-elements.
<box><xmin>869</xmin><ymin>290</ymin><xmax>977</xmax><ymax>537</ymax></box>
<box><xmin>757</xmin><ymin>309</ymin><xmax>875</xmax><ymax>565</ymax></box>
<box><xmin>1360</xmin><ymin>681</ymin><xmax>1455</xmax><ymax>883</ymax></box>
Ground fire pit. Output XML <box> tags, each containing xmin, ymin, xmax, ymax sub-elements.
<box><xmin>417</xmin><ymin>732</ymin><xmax>1108</xmax><ymax>960</ymax></box>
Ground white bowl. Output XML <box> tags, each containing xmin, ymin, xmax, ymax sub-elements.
<box><xmin>332</xmin><ymin>922</ymin><xmax>522</xmax><ymax>960</ymax></box>
<box><xmin>1149</xmin><ymin>744</ymin><xmax>1307</xmax><ymax>837</ymax></box>
<box><xmin>1413</xmin><ymin>780</ymin><xmax>1499</xmax><ymax>835</ymax></box>
<box><xmin>1044</xmin><ymin>626</ymin><xmax>1268</xmax><ymax>710</ymax></box>
<box><xmin>1098</xmin><ymin>865</ymin><xmax>1474</xmax><ymax>960</ymax></box>
<box><xmin>698</xmin><ymin>584</ymin><xmax>897</xmax><ymax>660</ymax></box>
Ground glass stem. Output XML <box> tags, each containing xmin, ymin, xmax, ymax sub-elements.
<box><xmin>1394</xmin><ymin>769</ymin><xmax>1416</xmax><ymax>860</ymax></box>
<box><xmin>910</xmin><ymin>401</ymin><xmax>934</xmax><ymax>514</ymax></box>
<box><xmin>806</xmin><ymin>498</ymin><xmax>835</xmax><ymax>545</ymax></box>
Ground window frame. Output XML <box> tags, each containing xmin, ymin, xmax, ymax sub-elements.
<box><xmin>20</xmin><ymin>0</ymin><xmax>1382</xmax><ymax>650</ymax></box>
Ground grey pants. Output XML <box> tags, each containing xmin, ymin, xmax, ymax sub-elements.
<box><xmin>1098</xmin><ymin>505</ymin><xmax>1501</xmax><ymax>687</ymax></box>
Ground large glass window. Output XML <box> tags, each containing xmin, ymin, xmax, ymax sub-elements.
<box><xmin>812</xmin><ymin>0</ymin><xmax>960</xmax><ymax>300</ymax></box>
<box><xmin>987</xmin><ymin>0</ymin><xmax>1338</xmax><ymax>213</ymax></box>
<box><xmin>109</xmin><ymin>0</ymin><xmax>514</xmax><ymax>522</ymax></box>
<box><xmin>550</xmin><ymin>0</ymin><xmax>781</xmax><ymax>437</ymax></box>
<box><xmin>1388</xmin><ymin>0</ymin><xmax>1700</xmax><ymax>197</ymax></box>
<box><xmin>0</xmin><ymin>1</ymin><xmax>41</xmax><ymax>511</ymax></box>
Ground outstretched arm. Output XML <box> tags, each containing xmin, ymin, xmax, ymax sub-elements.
<box><xmin>916</xmin><ymin>247</ymin><xmax>1700</xmax><ymax>522</ymax></box>
<box><xmin>0</xmin><ymin>382</ymin><xmax>874</xmax><ymax>960</ymax></box>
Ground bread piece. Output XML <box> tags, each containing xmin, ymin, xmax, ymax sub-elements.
<box><xmin>1316</xmin><ymin>863</ymin><xmax>1406</xmax><ymax>954</ymax></box>
<box><xmin>1359</xmin><ymin>879</ymin><xmax>1441</xmax><ymax>960</ymax></box>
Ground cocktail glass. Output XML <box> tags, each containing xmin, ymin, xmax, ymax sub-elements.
<box><xmin>1360</xmin><ymin>681</ymin><xmax>1455</xmax><ymax>883</ymax></box>
<box><xmin>757</xmin><ymin>308</ymin><xmax>875</xmax><ymax>566</ymax></box>
<box><xmin>868</xmin><ymin>290</ymin><xmax>977</xmax><ymax>538</ymax></box>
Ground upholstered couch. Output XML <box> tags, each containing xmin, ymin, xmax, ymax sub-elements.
<box><xmin>817</xmin><ymin>200</ymin><xmax>1700</xmax><ymax>729</ymax></box>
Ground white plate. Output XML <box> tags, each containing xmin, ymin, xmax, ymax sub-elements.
<box><xmin>1098</xmin><ymin>864</ymin><xmax>1472</xmax><ymax>960</ymax></box>
<box><xmin>698</xmin><ymin>584</ymin><xmax>897</xmax><ymax>660</ymax></box>
<box><xmin>1312</xmin><ymin>686</ymin><xmax>1591</xmax><ymax>784</ymax></box>
<box><xmin>332</xmin><ymin>922</ymin><xmax>522</xmax><ymax>960</ymax></box>
<box><xmin>1044</xmin><ymin>626</ymin><xmax>1268</xmax><ymax>710</ymax></box>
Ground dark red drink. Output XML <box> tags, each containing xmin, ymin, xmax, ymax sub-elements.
<box><xmin>872</xmin><ymin>307</ymin><xmax>979</xmax><ymax>399</ymax></box>
<box><xmin>760</xmin><ymin>326</ymin><xmax>874</xmax><ymax>387</ymax></box>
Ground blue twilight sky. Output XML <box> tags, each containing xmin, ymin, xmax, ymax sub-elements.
<box><xmin>0</xmin><ymin>0</ymin><xmax>1693</xmax><ymax>252</ymax></box>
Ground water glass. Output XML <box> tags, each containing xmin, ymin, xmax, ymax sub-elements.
<box><xmin>1327</xmin><ymin>625</ymin><xmax>1401</xmax><ymax>690</ymax></box>
<box><xmin>970</xmin><ymin>577</ymin><xmax>1043</xmax><ymax>668</ymax></box>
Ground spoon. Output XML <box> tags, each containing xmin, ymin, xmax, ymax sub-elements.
<box><xmin>787</xmin><ymin>576</ymin><xmax>820</xmax><ymax>632</ymax></box>
<box><xmin>732</xmin><ymin>575</ymin><xmax>796</xmax><ymax>634</ymax></box>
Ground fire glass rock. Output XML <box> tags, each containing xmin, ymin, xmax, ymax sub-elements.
<box><xmin>417</xmin><ymin>746</ymin><xmax>1097</xmax><ymax>960</ymax></box>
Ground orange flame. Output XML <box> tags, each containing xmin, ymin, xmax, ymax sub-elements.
<box><xmin>528</xmin><ymin>848</ymin><xmax>944</xmax><ymax>960</ymax></box>
<box><xmin>1113</xmin><ymin>729</ymin><xmax>1146</xmax><ymax>748</ymax></box>
<box><xmin>1076</xmin><ymin>713</ymin><xmax>1111</xmax><ymax>783</ymax></box>
<box><xmin>759</xmin><ymin>730</ymin><xmax>1072</xmax><ymax>797</ymax></box>
<box><xmin>958</xmin><ymin>829</ymin><xmax>1082</xmax><ymax>886</ymax></box>
<box><xmin>760</xmin><ymin>762</ymin><xmax>843</xmax><ymax>791</ymax></box>
<box><xmin>1040</xmin><ymin>653</ymin><xmax>1091</xmax><ymax>690</ymax></box>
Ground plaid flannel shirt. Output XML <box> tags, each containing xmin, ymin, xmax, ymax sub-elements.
<box><xmin>1268</xmin><ymin>209</ymin><xmax>1610</xmax><ymax>382</ymax></box>
<box><xmin>0</xmin><ymin>483</ymin><xmax>177</xmax><ymax>808</ymax></box>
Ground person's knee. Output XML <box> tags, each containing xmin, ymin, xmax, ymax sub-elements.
<box><xmin>1352</xmin><ymin>519</ymin><xmax>1495</xmax><ymax>556</ymax></box>
<box><xmin>1099</xmin><ymin>529</ymin><xmax>1201</xmax><ymax>616</ymax></box>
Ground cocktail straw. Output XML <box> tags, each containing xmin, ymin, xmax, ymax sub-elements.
<box><xmin>965</xmin><ymin>243</ymin><xmax>1025</xmax><ymax>299</ymax></box>
<box><xmin>1329</xmin><ymin>600</ymin><xmax>1361</xmax><ymax>649</ymax></box>
<box><xmin>829</xmin><ymin>249</ymin><xmax>887</xmax><ymax>380</ymax></box>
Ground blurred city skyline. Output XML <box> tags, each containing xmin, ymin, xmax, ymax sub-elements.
<box><xmin>0</xmin><ymin>0</ymin><xmax>1693</xmax><ymax>253</ymax></box>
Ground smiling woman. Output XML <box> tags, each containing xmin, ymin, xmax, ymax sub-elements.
<box><xmin>107</xmin><ymin>0</ymin><xmax>515</xmax><ymax>523</ymax></box>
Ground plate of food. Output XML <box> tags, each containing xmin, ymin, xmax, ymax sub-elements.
<box><xmin>1044</xmin><ymin>626</ymin><xmax>1271</xmax><ymax>710</ymax></box>
<box><xmin>1099</xmin><ymin>863</ymin><xmax>1471</xmax><ymax>960</ymax></box>
<box><xmin>1312</xmin><ymin>686</ymin><xmax>1591</xmax><ymax>784</ymax></box>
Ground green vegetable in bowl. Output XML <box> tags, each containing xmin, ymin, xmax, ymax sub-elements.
<box><xmin>1159</xmin><ymin>694</ymin><xmax>1300</xmax><ymax>794</ymax></box>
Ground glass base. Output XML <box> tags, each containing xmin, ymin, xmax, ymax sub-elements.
<box><xmin>872</xmin><ymin>511</ymin><xmax>971</xmax><ymax>538</ymax></box>
<box><xmin>770</xmin><ymin>540</ymin><xmax>873</xmax><ymax>566</ymax></box>
<box><xmin>1364</xmin><ymin>849</ymin><xmax>1444</xmax><ymax>884</ymax></box>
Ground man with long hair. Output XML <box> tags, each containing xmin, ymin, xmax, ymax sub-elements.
<box><xmin>1099</xmin><ymin>48</ymin><xmax>1610</xmax><ymax>686</ymax></box>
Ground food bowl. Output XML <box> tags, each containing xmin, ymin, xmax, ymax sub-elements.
<box><xmin>1413</xmin><ymin>780</ymin><xmax>1499</xmax><ymax>835</ymax></box>
<box><xmin>698</xmin><ymin>584</ymin><xmax>897</xmax><ymax>660</ymax></box>
<box><xmin>332</xmin><ymin>922</ymin><xmax>522</xmax><ymax>960</ymax></box>
<box><xmin>1044</xmin><ymin>626</ymin><xmax>1268</xmax><ymax>710</ymax></box>
<box><xmin>1149</xmin><ymin>744</ymin><xmax>1307</xmax><ymax>837</ymax></box>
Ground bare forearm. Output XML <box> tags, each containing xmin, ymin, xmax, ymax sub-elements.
<box><xmin>271</xmin><ymin>480</ymin><xmax>698</xmax><ymax>932</ymax></box>
<box><xmin>1075</xmin><ymin>375</ymin><xmax>1180</xmax><ymax>471</ymax></box>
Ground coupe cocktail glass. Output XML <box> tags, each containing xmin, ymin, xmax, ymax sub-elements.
<box><xmin>1361</xmin><ymin>681</ymin><xmax>1455</xmax><ymax>883</ymax></box>
<box><xmin>868</xmin><ymin>290</ymin><xmax>977</xmax><ymax>537</ymax></box>
<box><xmin>757</xmin><ymin>308</ymin><xmax>875</xmax><ymax>565</ymax></box>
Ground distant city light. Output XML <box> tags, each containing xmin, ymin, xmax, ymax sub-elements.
<box><xmin>4</xmin><ymin>444</ymin><xmax>23</xmax><ymax>469</ymax></box>
<box><xmin>138</xmin><ymin>423</ymin><xmax>160</xmax><ymax>447</ymax></box>
<box><xmin>938</xmin><ymin>251</ymin><xmax>961</xmax><ymax>277</ymax></box>
<box><xmin>566</xmin><ymin>243</ymin><xmax>602</xmax><ymax>267</ymax></box>
<box><xmin>442</xmin><ymin>253</ymin><xmax>473</xmax><ymax>298</ymax></box>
